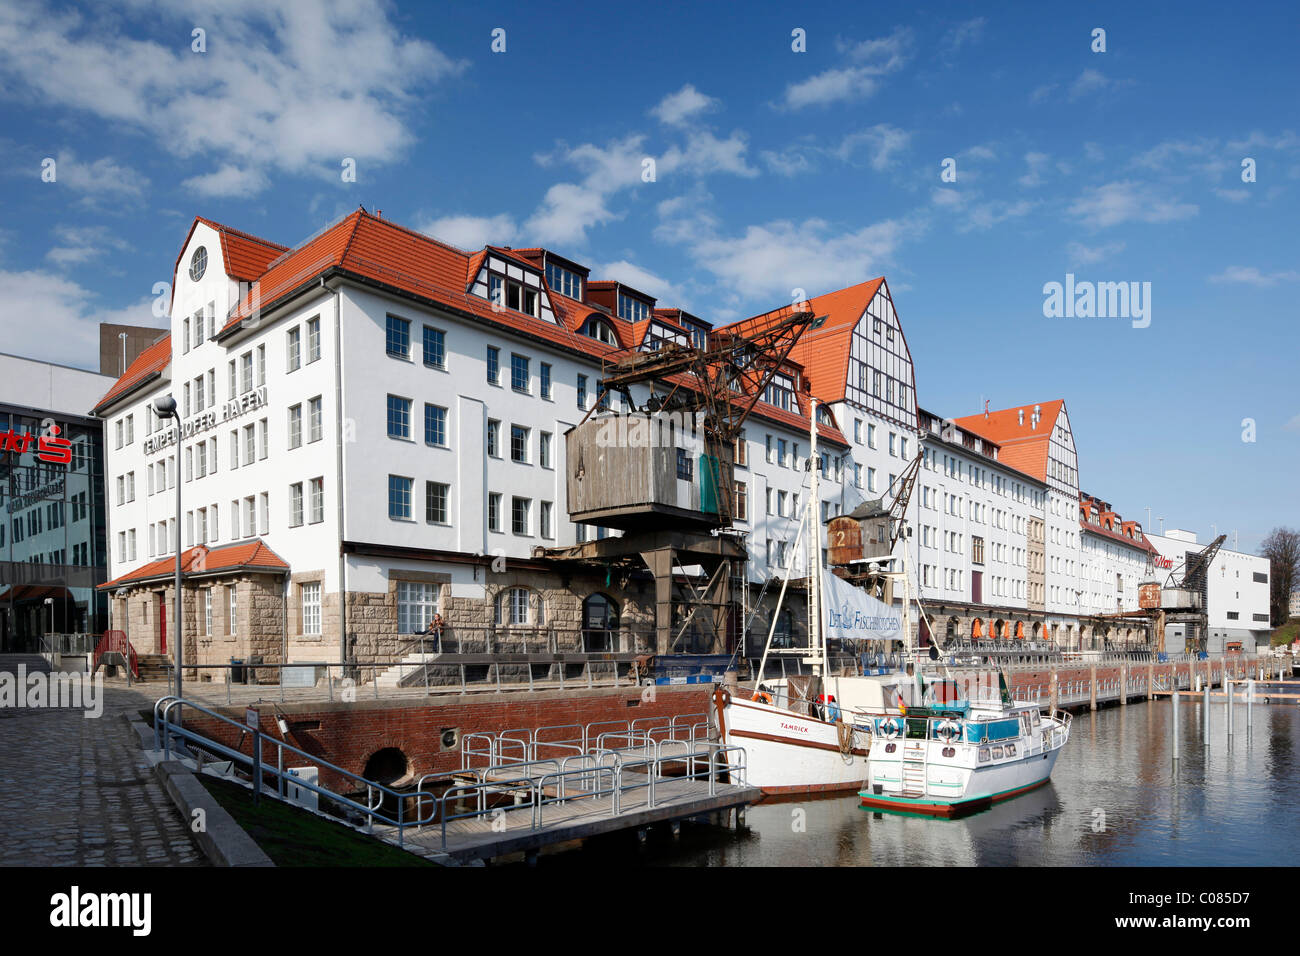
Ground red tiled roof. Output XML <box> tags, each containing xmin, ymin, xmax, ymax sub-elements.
<box><xmin>176</xmin><ymin>217</ymin><xmax>287</xmax><ymax>283</ymax></box>
<box><xmin>1080</xmin><ymin>519</ymin><xmax>1157</xmax><ymax>554</ymax></box>
<box><xmin>723</xmin><ymin>278</ymin><xmax>886</xmax><ymax>404</ymax></box>
<box><xmin>92</xmin><ymin>334</ymin><xmax>171</xmax><ymax>414</ymax></box>
<box><xmin>952</xmin><ymin>400</ymin><xmax>1067</xmax><ymax>483</ymax></box>
<box><xmin>99</xmin><ymin>540</ymin><xmax>289</xmax><ymax>590</ymax></box>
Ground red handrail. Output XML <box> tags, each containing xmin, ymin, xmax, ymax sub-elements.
<box><xmin>92</xmin><ymin>630</ymin><xmax>138</xmax><ymax>679</ymax></box>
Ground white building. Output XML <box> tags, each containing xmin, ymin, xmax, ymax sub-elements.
<box><xmin>1145</xmin><ymin>529</ymin><xmax>1271</xmax><ymax>652</ymax></box>
<box><xmin>93</xmin><ymin>212</ymin><xmax>849</xmax><ymax>674</ymax></box>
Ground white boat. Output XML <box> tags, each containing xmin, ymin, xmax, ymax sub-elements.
<box><xmin>858</xmin><ymin>678</ymin><xmax>1071</xmax><ymax>818</ymax></box>
<box><xmin>714</xmin><ymin>398</ymin><xmax>880</xmax><ymax>795</ymax></box>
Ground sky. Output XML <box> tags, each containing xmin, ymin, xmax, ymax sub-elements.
<box><xmin>0</xmin><ymin>0</ymin><xmax>1296</xmax><ymax>553</ymax></box>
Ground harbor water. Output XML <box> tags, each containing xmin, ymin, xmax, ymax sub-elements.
<box><xmin>522</xmin><ymin>696</ymin><xmax>1300</xmax><ymax>866</ymax></box>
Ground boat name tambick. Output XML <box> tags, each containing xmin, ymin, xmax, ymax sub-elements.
<box><xmin>779</xmin><ymin>722</ymin><xmax>809</xmax><ymax>733</ymax></box>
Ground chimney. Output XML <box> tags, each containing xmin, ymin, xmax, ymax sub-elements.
<box><xmin>1017</xmin><ymin>409</ymin><xmax>1024</xmax><ymax>426</ymax></box>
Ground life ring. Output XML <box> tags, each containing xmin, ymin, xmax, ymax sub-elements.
<box><xmin>751</xmin><ymin>691</ymin><xmax>773</xmax><ymax>705</ymax></box>
<box><xmin>936</xmin><ymin>720</ymin><xmax>962</xmax><ymax>742</ymax></box>
<box><xmin>879</xmin><ymin>717</ymin><xmax>902</xmax><ymax>739</ymax></box>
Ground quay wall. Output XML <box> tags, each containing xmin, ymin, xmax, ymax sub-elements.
<box><xmin>181</xmin><ymin>684</ymin><xmax>711</xmax><ymax>793</ymax></box>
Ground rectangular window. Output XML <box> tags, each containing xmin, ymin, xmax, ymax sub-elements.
<box><xmin>777</xmin><ymin>439</ymin><xmax>787</xmax><ymax>467</ymax></box>
<box><xmin>511</xmin><ymin>496</ymin><xmax>531</xmax><ymax>535</ymax></box>
<box><xmin>540</xmin><ymin>501</ymin><xmax>553</xmax><ymax>539</ymax></box>
<box><xmin>397</xmin><ymin>581</ymin><xmax>437</xmax><ymax>635</ymax></box>
<box><xmin>388</xmin><ymin>475</ymin><xmax>412</xmax><ymax>520</ymax></box>
<box><xmin>307</xmin><ymin>316</ymin><xmax>321</xmax><ymax>363</ymax></box>
<box><xmin>308</xmin><ymin>396</ymin><xmax>322</xmax><ymax>443</ymax></box>
<box><xmin>510</xmin><ymin>424</ymin><xmax>529</xmax><ymax>463</ymax></box>
<box><xmin>424</xmin><ymin>404</ymin><xmax>447</xmax><ymax>446</ymax></box>
<box><xmin>422</xmin><ymin>325</ymin><xmax>445</xmax><ymax>368</ymax></box>
<box><xmin>203</xmin><ymin>589</ymin><xmax>212</xmax><ymax>636</ymax></box>
<box><xmin>546</xmin><ymin>261</ymin><xmax>583</xmax><ymax>299</ymax></box>
<box><xmin>677</xmin><ymin>448</ymin><xmax>693</xmax><ymax>480</ymax></box>
<box><xmin>230</xmin><ymin>430</ymin><xmax>239</xmax><ymax>469</ymax></box>
<box><xmin>510</xmin><ymin>353</ymin><xmax>530</xmax><ymax>393</ymax></box>
<box><xmin>229</xmin><ymin>587</ymin><xmax>237</xmax><ymax>636</ymax></box>
<box><xmin>734</xmin><ymin>482</ymin><xmax>748</xmax><ymax>521</ymax></box>
<box><xmin>259</xmin><ymin>419</ymin><xmax>268</xmax><ymax>459</ymax></box>
<box><xmin>540</xmin><ymin>432</ymin><xmax>552</xmax><ymax>469</ymax></box>
<box><xmin>488</xmin><ymin>492</ymin><xmax>501</xmax><ymax>532</ymax></box>
<box><xmin>387</xmin><ymin>395</ymin><xmax>411</xmax><ymax>439</ymax></box>
<box><xmin>577</xmin><ymin>374</ymin><xmax>588</xmax><ymax>409</ymax></box>
<box><xmin>241</xmin><ymin>352</ymin><xmax>253</xmax><ymax>393</ymax></box>
<box><xmin>288</xmin><ymin>404</ymin><xmax>303</xmax><ymax>449</ymax></box>
<box><xmin>244</xmin><ymin>424</ymin><xmax>256</xmax><ymax>465</ymax></box>
<box><xmin>486</xmin><ymin>346</ymin><xmax>500</xmax><ymax>384</ymax></box>
<box><xmin>182</xmin><ymin>318</ymin><xmax>190</xmax><ymax>354</ymax></box>
<box><xmin>487</xmin><ymin>419</ymin><xmax>500</xmax><ymax>458</ymax></box>
<box><xmin>301</xmin><ymin>583</ymin><xmax>321</xmax><ymax>636</ymax></box>
<box><xmin>244</xmin><ymin>497</ymin><xmax>255</xmax><ymax>538</ymax></box>
<box><xmin>425</xmin><ymin>481</ymin><xmax>448</xmax><ymax>524</ymax></box>
<box><xmin>868</xmin><ymin>424</ymin><xmax>877</xmax><ymax>449</ymax></box>
<box><xmin>540</xmin><ymin>363</ymin><xmax>552</xmax><ymax>399</ymax></box>
<box><xmin>286</xmin><ymin>326</ymin><xmax>301</xmax><ymax>372</ymax></box>
<box><xmin>256</xmin><ymin>345</ymin><xmax>265</xmax><ymax>386</ymax></box>
<box><xmin>289</xmin><ymin>482</ymin><xmax>304</xmax><ymax>527</ymax></box>
<box><xmin>733</xmin><ymin>432</ymin><xmax>747</xmax><ymax>467</ymax></box>
<box><xmin>310</xmin><ymin>477</ymin><xmax>324</xmax><ymax>524</ymax></box>
<box><xmin>868</xmin><ymin>467</ymin><xmax>877</xmax><ymax>493</ymax></box>
<box><xmin>386</xmin><ymin>315</ymin><xmax>410</xmax><ymax>358</ymax></box>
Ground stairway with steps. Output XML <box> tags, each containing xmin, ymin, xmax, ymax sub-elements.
<box><xmin>134</xmin><ymin>654</ymin><xmax>171</xmax><ymax>682</ymax></box>
<box><xmin>374</xmin><ymin>652</ymin><xmax>443</xmax><ymax>688</ymax></box>
<box><xmin>0</xmin><ymin>653</ymin><xmax>51</xmax><ymax>674</ymax></box>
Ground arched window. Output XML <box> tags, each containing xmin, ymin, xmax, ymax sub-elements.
<box><xmin>972</xmin><ymin>618</ymin><xmax>984</xmax><ymax>640</ymax></box>
<box><xmin>946</xmin><ymin>616</ymin><xmax>961</xmax><ymax>643</ymax></box>
<box><xmin>580</xmin><ymin>316</ymin><xmax>617</xmax><ymax>345</ymax></box>
<box><xmin>994</xmin><ymin>619</ymin><xmax>1006</xmax><ymax>640</ymax></box>
<box><xmin>495</xmin><ymin>587</ymin><xmax>544</xmax><ymax>626</ymax></box>
<box><xmin>582</xmin><ymin>593</ymin><xmax>619</xmax><ymax>652</ymax></box>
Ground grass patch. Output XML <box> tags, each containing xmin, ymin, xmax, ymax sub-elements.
<box><xmin>1271</xmin><ymin>619</ymin><xmax>1300</xmax><ymax>647</ymax></box>
<box><xmin>200</xmin><ymin>775</ymin><xmax>434</xmax><ymax>867</ymax></box>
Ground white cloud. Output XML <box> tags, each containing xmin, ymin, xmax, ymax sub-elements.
<box><xmin>835</xmin><ymin>124</ymin><xmax>912</xmax><ymax>170</ymax></box>
<box><xmin>651</xmin><ymin>84</ymin><xmax>717</xmax><ymax>126</ymax></box>
<box><xmin>761</xmin><ymin>149</ymin><xmax>814</xmax><ymax>176</ymax></box>
<box><xmin>1282</xmin><ymin>414</ymin><xmax>1300</xmax><ymax>433</ymax></box>
<box><xmin>0</xmin><ymin>1</ymin><xmax>467</xmax><ymax>190</ymax></box>
<box><xmin>781</xmin><ymin>28</ymin><xmax>911</xmax><ymax>109</ymax></box>
<box><xmin>0</xmin><ymin>269</ymin><xmax>161</xmax><ymax>369</ymax></box>
<box><xmin>181</xmin><ymin>164</ymin><xmax>269</xmax><ymax>198</ymax></box>
<box><xmin>1066</xmin><ymin>240</ymin><xmax>1126</xmax><ymax>266</ymax></box>
<box><xmin>1019</xmin><ymin>151</ymin><xmax>1050</xmax><ymax>188</ymax></box>
<box><xmin>50</xmin><ymin>151</ymin><xmax>148</xmax><ymax>197</ymax></box>
<box><xmin>590</xmin><ymin>259</ymin><xmax>681</xmax><ymax>302</ymax></box>
<box><xmin>942</xmin><ymin>17</ymin><xmax>986</xmax><ymax>54</ymax></box>
<box><xmin>929</xmin><ymin>188</ymin><xmax>1034</xmax><ymax>232</ymax></box>
<box><xmin>1214</xmin><ymin>188</ymin><xmax>1250</xmax><ymax>202</ymax></box>
<box><xmin>1029</xmin><ymin>83</ymin><xmax>1057</xmax><ymax>104</ymax></box>
<box><xmin>45</xmin><ymin>224</ymin><xmax>131</xmax><ymax>267</ymax></box>
<box><xmin>1069</xmin><ymin>181</ymin><xmax>1198</xmax><ymax>229</ymax></box>
<box><xmin>417</xmin><ymin>213</ymin><xmax>518</xmax><ymax>251</ymax></box>
<box><xmin>668</xmin><ymin>130</ymin><xmax>758</xmax><ymax>178</ymax></box>
<box><xmin>525</xmin><ymin>135</ymin><xmax>647</xmax><ymax>245</ymax></box>
<box><xmin>669</xmin><ymin>216</ymin><xmax>911</xmax><ymax>301</ymax></box>
<box><xmin>1069</xmin><ymin>68</ymin><xmax>1113</xmax><ymax>100</ymax></box>
<box><xmin>1208</xmin><ymin>266</ymin><xmax>1300</xmax><ymax>287</ymax></box>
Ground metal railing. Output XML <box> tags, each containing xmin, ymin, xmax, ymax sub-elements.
<box><xmin>151</xmin><ymin>695</ymin><xmax>424</xmax><ymax>846</ymax></box>
<box><xmin>416</xmin><ymin>741</ymin><xmax>748</xmax><ymax>852</ymax></box>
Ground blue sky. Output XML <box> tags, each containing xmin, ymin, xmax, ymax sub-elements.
<box><xmin>0</xmin><ymin>0</ymin><xmax>1296</xmax><ymax>551</ymax></box>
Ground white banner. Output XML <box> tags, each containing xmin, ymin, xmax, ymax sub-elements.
<box><xmin>823</xmin><ymin>570</ymin><xmax>902</xmax><ymax>641</ymax></box>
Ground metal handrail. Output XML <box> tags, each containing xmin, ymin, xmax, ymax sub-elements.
<box><xmin>152</xmin><ymin>695</ymin><xmax>422</xmax><ymax>846</ymax></box>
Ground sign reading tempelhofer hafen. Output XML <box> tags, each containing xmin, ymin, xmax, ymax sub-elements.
<box><xmin>143</xmin><ymin>386</ymin><xmax>268</xmax><ymax>455</ymax></box>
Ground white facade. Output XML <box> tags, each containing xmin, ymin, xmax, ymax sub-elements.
<box><xmin>1146</xmin><ymin>529</ymin><xmax>1271</xmax><ymax>648</ymax></box>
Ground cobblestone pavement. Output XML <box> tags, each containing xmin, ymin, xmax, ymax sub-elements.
<box><xmin>0</xmin><ymin>657</ymin><xmax>207</xmax><ymax>866</ymax></box>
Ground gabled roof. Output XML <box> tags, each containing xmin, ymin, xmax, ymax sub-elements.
<box><xmin>724</xmin><ymin>278</ymin><xmax>886</xmax><ymax>404</ymax></box>
<box><xmin>99</xmin><ymin>540</ymin><xmax>289</xmax><ymax>590</ymax></box>
<box><xmin>177</xmin><ymin>217</ymin><xmax>287</xmax><ymax>283</ymax></box>
<box><xmin>91</xmin><ymin>334</ymin><xmax>171</xmax><ymax>414</ymax></box>
<box><xmin>952</xmin><ymin>400</ymin><xmax>1067</xmax><ymax>484</ymax></box>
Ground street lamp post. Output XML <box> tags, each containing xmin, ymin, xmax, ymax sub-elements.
<box><xmin>154</xmin><ymin>395</ymin><xmax>183</xmax><ymax>702</ymax></box>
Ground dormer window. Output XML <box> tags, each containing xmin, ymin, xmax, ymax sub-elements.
<box><xmin>488</xmin><ymin>272</ymin><xmax>539</xmax><ymax>318</ymax></box>
<box><xmin>189</xmin><ymin>246</ymin><xmax>207</xmax><ymax>282</ymax></box>
<box><xmin>545</xmin><ymin>262</ymin><xmax>583</xmax><ymax>300</ymax></box>
<box><xmin>580</xmin><ymin>316</ymin><xmax>617</xmax><ymax>345</ymax></box>
<box><xmin>763</xmin><ymin>374</ymin><xmax>795</xmax><ymax>412</ymax></box>
<box><xmin>617</xmin><ymin>293</ymin><xmax>650</xmax><ymax>323</ymax></box>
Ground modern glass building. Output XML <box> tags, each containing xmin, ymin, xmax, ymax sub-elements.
<box><xmin>0</xmin><ymin>353</ymin><xmax>117</xmax><ymax>652</ymax></box>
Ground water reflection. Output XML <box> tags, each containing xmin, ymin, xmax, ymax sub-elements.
<box><xmin>521</xmin><ymin>699</ymin><xmax>1300</xmax><ymax>867</ymax></box>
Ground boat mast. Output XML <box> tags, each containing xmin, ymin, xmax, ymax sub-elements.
<box><xmin>809</xmin><ymin>399</ymin><xmax>826</xmax><ymax>688</ymax></box>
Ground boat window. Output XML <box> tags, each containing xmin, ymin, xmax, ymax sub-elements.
<box><xmin>905</xmin><ymin>718</ymin><xmax>929</xmax><ymax>740</ymax></box>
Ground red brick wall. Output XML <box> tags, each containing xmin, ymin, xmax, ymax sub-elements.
<box><xmin>181</xmin><ymin>685</ymin><xmax>712</xmax><ymax>792</ymax></box>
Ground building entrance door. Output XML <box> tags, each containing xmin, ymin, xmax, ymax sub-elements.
<box><xmin>157</xmin><ymin>594</ymin><xmax>167</xmax><ymax>654</ymax></box>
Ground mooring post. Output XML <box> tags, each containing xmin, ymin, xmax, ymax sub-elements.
<box><xmin>1089</xmin><ymin>664</ymin><xmax>1096</xmax><ymax>711</ymax></box>
<box><xmin>1172</xmin><ymin>687</ymin><xmax>1180</xmax><ymax>765</ymax></box>
<box><xmin>1203</xmin><ymin>678</ymin><xmax>1211</xmax><ymax>748</ymax></box>
<box><xmin>1050</xmin><ymin>668</ymin><xmax>1059</xmax><ymax>714</ymax></box>
<box><xmin>1120</xmin><ymin>664</ymin><xmax>1128</xmax><ymax>707</ymax></box>
<box><xmin>1148</xmin><ymin>660</ymin><xmax>1155</xmax><ymax>700</ymax></box>
<box><xmin>1226</xmin><ymin>680</ymin><xmax>1234</xmax><ymax>744</ymax></box>
<box><xmin>1247</xmin><ymin>678</ymin><xmax>1254</xmax><ymax>739</ymax></box>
